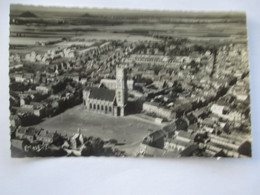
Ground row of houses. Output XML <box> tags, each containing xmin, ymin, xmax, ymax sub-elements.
<box><xmin>11</xmin><ymin>126</ymin><xmax>122</xmax><ymax>157</ymax></box>
<box><xmin>139</xmin><ymin>127</ymin><xmax>199</xmax><ymax>157</ymax></box>
<box><xmin>15</xmin><ymin>126</ymin><xmax>60</xmax><ymax>145</ymax></box>
<box><xmin>128</xmin><ymin>53</ymin><xmax>208</xmax><ymax>67</ymax></box>
<box><xmin>139</xmin><ymin>116</ymin><xmax>251</xmax><ymax>158</ymax></box>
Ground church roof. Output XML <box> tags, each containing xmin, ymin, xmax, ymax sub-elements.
<box><xmin>88</xmin><ymin>87</ymin><xmax>116</xmax><ymax>102</ymax></box>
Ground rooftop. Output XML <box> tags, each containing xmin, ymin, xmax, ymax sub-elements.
<box><xmin>86</xmin><ymin>87</ymin><xmax>116</xmax><ymax>102</ymax></box>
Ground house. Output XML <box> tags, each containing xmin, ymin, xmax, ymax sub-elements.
<box><xmin>162</xmin><ymin>122</ymin><xmax>176</xmax><ymax>138</ymax></box>
<box><xmin>36</xmin><ymin>130</ymin><xmax>59</xmax><ymax>144</ymax></box>
<box><xmin>154</xmin><ymin>117</ymin><xmax>163</xmax><ymax>124</ymax></box>
<box><xmin>142</xmin><ymin>70</ymin><xmax>155</xmax><ymax>79</ymax></box>
<box><xmin>200</xmin><ymin>118</ymin><xmax>216</xmax><ymax>128</ymax></box>
<box><xmin>164</xmin><ymin>139</ymin><xmax>186</xmax><ymax>152</ymax></box>
<box><xmin>24</xmin><ymin>73</ymin><xmax>35</xmax><ymax>83</ymax></box>
<box><xmin>36</xmin><ymin>85</ymin><xmax>51</xmax><ymax>94</ymax></box>
<box><xmin>180</xmin><ymin>144</ymin><xmax>198</xmax><ymax>157</ymax></box>
<box><xmin>192</xmin><ymin>108</ymin><xmax>210</xmax><ymax>119</ymax></box>
<box><xmin>208</xmin><ymin>134</ymin><xmax>251</xmax><ymax>156</ymax></box>
<box><xmin>211</xmin><ymin>103</ymin><xmax>242</xmax><ymax>121</ymax></box>
<box><xmin>15</xmin><ymin>127</ymin><xmax>41</xmax><ymax>143</ymax></box>
<box><xmin>10</xmin><ymin>115</ymin><xmax>21</xmax><ymax>128</ymax></box>
<box><xmin>142</xmin><ymin>102</ymin><xmax>174</xmax><ymax>120</ymax></box>
<box><xmin>164</xmin><ymin>136</ymin><xmax>195</xmax><ymax>153</ymax></box>
<box><xmin>80</xmin><ymin>78</ymin><xmax>88</xmax><ymax>85</ymax></box>
<box><xmin>33</xmin><ymin>105</ymin><xmax>46</xmax><ymax>117</ymax></box>
<box><xmin>143</xmin><ymin>130</ymin><xmax>165</xmax><ymax>149</ymax></box>
<box><xmin>175</xmin><ymin>102</ymin><xmax>193</xmax><ymax>117</ymax></box>
<box><xmin>12</xmin><ymin>74</ymin><xmax>24</xmax><ymax>83</ymax></box>
<box><xmin>185</xmin><ymin>113</ymin><xmax>197</xmax><ymax>125</ymax></box>
<box><xmin>153</xmin><ymin>80</ymin><xmax>167</xmax><ymax>89</ymax></box>
<box><xmin>16</xmin><ymin>112</ymin><xmax>41</xmax><ymax>126</ymax></box>
<box><xmin>236</xmin><ymin>93</ymin><xmax>249</xmax><ymax>102</ymax></box>
<box><xmin>175</xmin><ymin>118</ymin><xmax>189</xmax><ymax>131</ymax></box>
<box><xmin>175</xmin><ymin>130</ymin><xmax>196</xmax><ymax>143</ymax></box>
<box><xmin>204</xmin><ymin>144</ymin><xmax>226</xmax><ymax>157</ymax></box>
<box><xmin>19</xmin><ymin>95</ymin><xmax>31</xmax><ymax>106</ymax></box>
<box><xmin>210</xmin><ymin>104</ymin><xmax>228</xmax><ymax>116</ymax></box>
<box><xmin>138</xmin><ymin>143</ymin><xmax>165</xmax><ymax>157</ymax></box>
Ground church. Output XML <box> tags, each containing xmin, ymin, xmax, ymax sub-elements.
<box><xmin>83</xmin><ymin>67</ymin><xmax>128</xmax><ymax>117</ymax></box>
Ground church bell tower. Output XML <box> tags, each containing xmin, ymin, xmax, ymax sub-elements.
<box><xmin>116</xmin><ymin>66</ymin><xmax>127</xmax><ymax>116</ymax></box>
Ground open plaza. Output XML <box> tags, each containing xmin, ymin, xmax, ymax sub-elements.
<box><xmin>34</xmin><ymin>104</ymin><xmax>161</xmax><ymax>146</ymax></box>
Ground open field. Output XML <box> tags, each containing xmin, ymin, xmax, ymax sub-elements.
<box><xmin>10</xmin><ymin>31</ymin><xmax>159</xmax><ymax>45</ymax></box>
<box><xmin>9</xmin><ymin>37</ymin><xmax>62</xmax><ymax>45</ymax></box>
<box><xmin>74</xmin><ymin>32</ymin><xmax>158</xmax><ymax>42</ymax></box>
<box><xmin>34</xmin><ymin>105</ymin><xmax>161</xmax><ymax>145</ymax></box>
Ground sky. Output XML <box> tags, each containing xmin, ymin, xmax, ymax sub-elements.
<box><xmin>10</xmin><ymin>4</ymin><xmax>246</xmax><ymax>18</ymax></box>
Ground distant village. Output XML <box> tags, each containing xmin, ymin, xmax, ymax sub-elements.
<box><xmin>9</xmin><ymin>34</ymin><xmax>251</xmax><ymax>157</ymax></box>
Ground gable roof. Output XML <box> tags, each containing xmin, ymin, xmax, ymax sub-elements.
<box><xmin>180</xmin><ymin>144</ymin><xmax>198</xmax><ymax>157</ymax></box>
<box><xmin>17</xmin><ymin>127</ymin><xmax>40</xmax><ymax>136</ymax></box>
<box><xmin>163</xmin><ymin>122</ymin><xmax>176</xmax><ymax>133</ymax></box>
<box><xmin>176</xmin><ymin>130</ymin><xmax>196</xmax><ymax>140</ymax></box>
<box><xmin>88</xmin><ymin>87</ymin><xmax>116</xmax><ymax>102</ymax></box>
<box><xmin>140</xmin><ymin>144</ymin><xmax>165</xmax><ymax>157</ymax></box>
<box><xmin>149</xmin><ymin>130</ymin><xmax>165</xmax><ymax>140</ymax></box>
<box><xmin>37</xmin><ymin>130</ymin><xmax>56</xmax><ymax>138</ymax></box>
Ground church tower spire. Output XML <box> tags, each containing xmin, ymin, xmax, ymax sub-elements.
<box><xmin>116</xmin><ymin>66</ymin><xmax>127</xmax><ymax>116</ymax></box>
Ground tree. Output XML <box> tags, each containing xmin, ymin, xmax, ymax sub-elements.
<box><xmin>90</xmin><ymin>137</ymin><xmax>104</xmax><ymax>155</ymax></box>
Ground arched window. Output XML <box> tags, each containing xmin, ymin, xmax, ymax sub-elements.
<box><xmin>90</xmin><ymin>103</ymin><xmax>92</xmax><ymax>109</ymax></box>
<box><xmin>97</xmin><ymin>105</ymin><xmax>100</xmax><ymax>110</ymax></box>
<box><xmin>105</xmin><ymin>106</ymin><xmax>107</xmax><ymax>112</ymax></box>
<box><xmin>93</xmin><ymin>104</ymin><xmax>96</xmax><ymax>109</ymax></box>
<box><xmin>109</xmin><ymin>106</ymin><xmax>112</xmax><ymax>112</ymax></box>
<box><xmin>101</xmin><ymin>105</ymin><xmax>104</xmax><ymax>111</ymax></box>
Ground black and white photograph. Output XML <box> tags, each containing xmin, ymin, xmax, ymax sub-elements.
<box><xmin>9</xmin><ymin>4</ymin><xmax>252</xmax><ymax>158</ymax></box>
